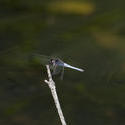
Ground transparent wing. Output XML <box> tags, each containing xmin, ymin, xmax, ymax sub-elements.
<box><xmin>32</xmin><ymin>54</ymin><xmax>51</xmax><ymax>65</ymax></box>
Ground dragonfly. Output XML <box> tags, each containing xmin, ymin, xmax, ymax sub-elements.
<box><xmin>33</xmin><ymin>54</ymin><xmax>84</xmax><ymax>79</ymax></box>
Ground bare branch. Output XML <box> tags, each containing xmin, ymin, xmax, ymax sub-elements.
<box><xmin>44</xmin><ymin>65</ymin><xmax>67</xmax><ymax>125</ymax></box>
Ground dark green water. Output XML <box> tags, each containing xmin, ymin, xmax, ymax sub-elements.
<box><xmin>0</xmin><ymin>0</ymin><xmax>125</xmax><ymax>125</ymax></box>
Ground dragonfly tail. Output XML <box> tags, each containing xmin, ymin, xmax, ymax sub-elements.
<box><xmin>64</xmin><ymin>63</ymin><xmax>84</xmax><ymax>72</ymax></box>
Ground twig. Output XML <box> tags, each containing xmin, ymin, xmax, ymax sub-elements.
<box><xmin>44</xmin><ymin>65</ymin><xmax>67</xmax><ymax>125</ymax></box>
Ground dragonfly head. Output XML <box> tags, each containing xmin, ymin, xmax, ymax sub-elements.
<box><xmin>49</xmin><ymin>58</ymin><xmax>58</xmax><ymax>66</ymax></box>
<box><xmin>49</xmin><ymin>58</ymin><xmax>63</xmax><ymax>67</ymax></box>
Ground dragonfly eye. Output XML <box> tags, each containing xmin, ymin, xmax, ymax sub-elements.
<box><xmin>49</xmin><ymin>58</ymin><xmax>59</xmax><ymax>66</ymax></box>
<box><xmin>49</xmin><ymin>59</ymin><xmax>53</xmax><ymax>64</ymax></box>
<box><xmin>55</xmin><ymin>59</ymin><xmax>59</xmax><ymax>63</ymax></box>
<box><xmin>50</xmin><ymin>59</ymin><xmax>55</xmax><ymax>65</ymax></box>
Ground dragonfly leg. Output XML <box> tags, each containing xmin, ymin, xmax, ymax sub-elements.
<box><xmin>60</xmin><ymin>66</ymin><xmax>64</xmax><ymax>80</ymax></box>
<box><xmin>52</xmin><ymin>64</ymin><xmax>57</xmax><ymax>75</ymax></box>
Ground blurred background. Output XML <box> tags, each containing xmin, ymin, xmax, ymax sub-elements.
<box><xmin>0</xmin><ymin>0</ymin><xmax>125</xmax><ymax>125</ymax></box>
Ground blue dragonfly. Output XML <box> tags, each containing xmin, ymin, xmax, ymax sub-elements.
<box><xmin>33</xmin><ymin>54</ymin><xmax>84</xmax><ymax>79</ymax></box>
